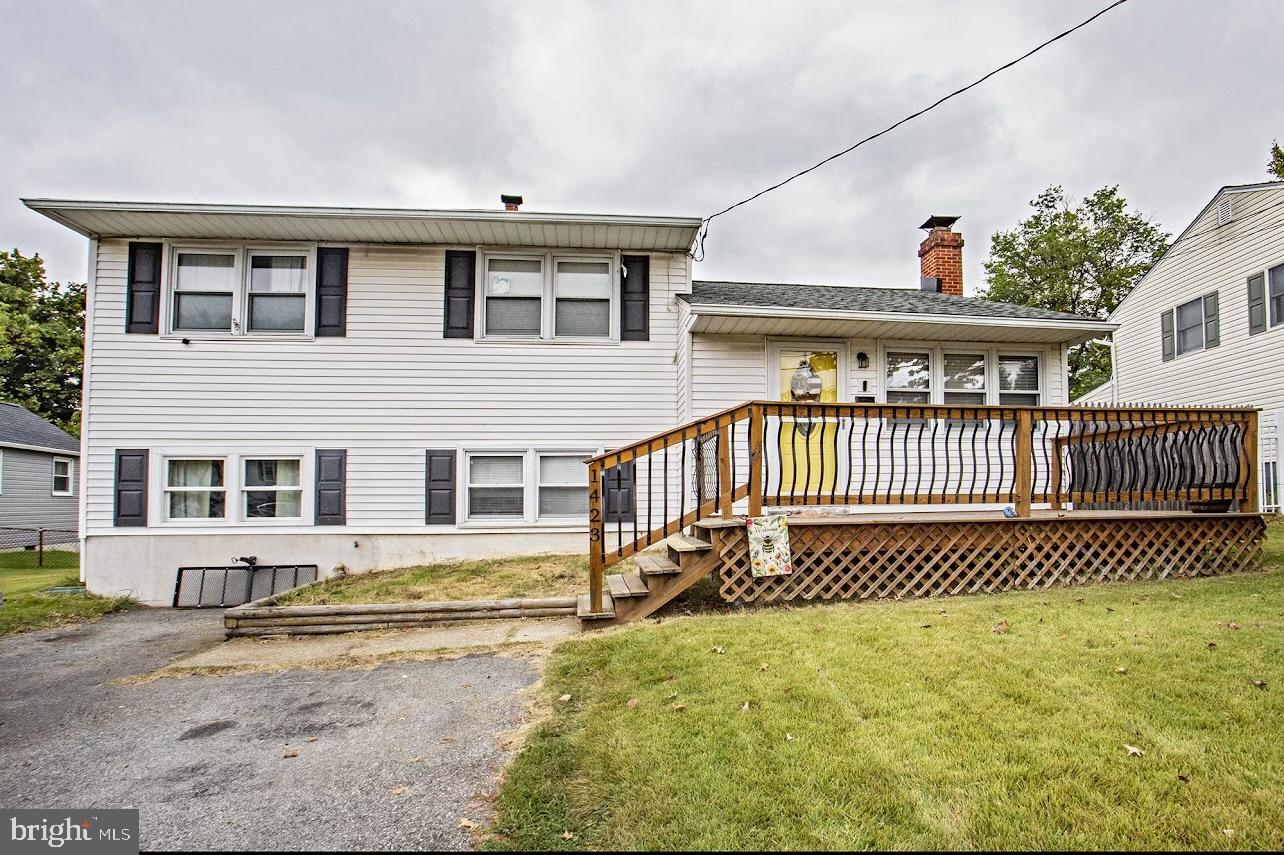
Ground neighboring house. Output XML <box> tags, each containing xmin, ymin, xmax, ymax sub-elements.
<box><xmin>1073</xmin><ymin>181</ymin><xmax>1284</xmax><ymax>512</ymax></box>
<box><xmin>25</xmin><ymin>198</ymin><xmax>1113</xmax><ymax>604</ymax></box>
<box><xmin>0</xmin><ymin>402</ymin><xmax>80</xmax><ymax>538</ymax></box>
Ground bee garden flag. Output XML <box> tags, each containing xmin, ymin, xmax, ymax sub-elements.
<box><xmin>746</xmin><ymin>514</ymin><xmax>793</xmax><ymax>578</ymax></box>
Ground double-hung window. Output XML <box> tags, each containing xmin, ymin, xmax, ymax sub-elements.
<box><xmin>485</xmin><ymin>258</ymin><xmax>545</xmax><ymax>336</ymax></box>
<box><xmin>482</xmin><ymin>253</ymin><xmax>615</xmax><ymax>340</ymax></box>
<box><xmin>885</xmin><ymin>352</ymin><xmax>931</xmax><ymax>403</ymax></box>
<box><xmin>164</xmin><ymin>458</ymin><xmax>226</xmax><ymax>520</ymax></box>
<box><xmin>943</xmin><ymin>353</ymin><xmax>987</xmax><ymax>405</ymax></box>
<box><xmin>51</xmin><ymin>458</ymin><xmax>73</xmax><ymax>496</ymax></box>
<box><xmin>467</xmin><ymin>454</ymin><xmax>525</xmax><ymax>519</ymax></box>
<box><xmin>173</xmin><ymin>251</ymin><xmax>238</xmax><ymax>331</ymax></box>
<box><xmin>242</xmin><ymin>458</ymin><xmax>303</xmax><ymax>520</ymax></box>
<box><xmin>1271</xmin><ymin>263</ymin><xmax>1284</xmax><ymax>328</ymax></box>
<box><xmin>169</xmin><ymin>246</ymin><xmax>312</xmax><ymax>336</ymax></box>
<box><xmin>248</xmin><ymin>252</ymin><xmax>308</xmax><ymax>332</ymax></box>
<box><xmin>554</xmin><ymin>259</ymin><xmax>611</xmax><ymax>337</ymax></box>
<box><xmin>538</xmin><ymin>454</ymin><xmax>589</xmax><ymax>517</ymax></box>
<box><xmin>998</xmin><ymin>355</ymin><xmax>1041</xmax><ymax>405</ymax></box>
<box><xmin>1175</xmin><ymin>296</ymin><xmax>1205</xmax><ymax>355</ymax></box>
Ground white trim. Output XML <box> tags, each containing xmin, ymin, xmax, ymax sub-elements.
<box><xmin>876</xmin><ymin>341</ymin><xmax>1050</xmax><ymax>405</ymax></box>
<box><xmin>162</xmin><ymin>241</ymin><xmax>317</xmax><ymax>340</ymax></box>
<box><xmin>477</xmin><ymin>250</ymin><xmax>619</xmax><ymax>342</ymax></box>
<box><xmin>459</xmin><ymin>446</ymin><xmax>598</xmax><ymax>527</ymax></box>
<box><xmin>51</xmin><ymin>457</ymin><xmax>74</xmax><ymax>497</ymax></box>
<box><xmin>153</xmin><ymin>449</ymin><xmax>315</xmax><ymax>526</ymax></box>
<box><xmin>684</xmin><ymin>302</ymin><xmax>1116</xmax><ymax>335</ymax></box>
<box><xmin>0</xmin><ymin>441</ymin><xmax>80</xmax><ymax>456</ymax></box>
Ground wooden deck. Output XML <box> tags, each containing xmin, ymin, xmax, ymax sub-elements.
<box><xmin>579</xmin><ymin>402</ymin><xmax>1265</xmax><ymax>626</ymax></box>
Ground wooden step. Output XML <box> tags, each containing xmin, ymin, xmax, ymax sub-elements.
<box><xmin>667</xmin><ymin>532</ymin><xmax>712</xmax><ymax>553</ymax></box>
<box><xmin>576</xmin><ymin>592</ymin><xmax>616</xmax><ymax>620</ymax></box>
<box><xmin>607</xmin><ymin>572</ymin><xmax>650</xmax><ymax>599</ymax></box>
<box><xmin>635</xmin><ymin>554</ymin><xmax>682</xmax><ymax>577</ymax></box>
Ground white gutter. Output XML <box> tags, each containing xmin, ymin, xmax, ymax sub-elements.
<box><xmin>21</xmin><ymin>198</ymin><xmax>704</xmax><ymax>237</ymax></box>
<box><xmin>1</xmin><ymin>441</ymin><xmax>80</xmax><ymax>456</ymax></box>
<box><xmin>683</xmin><ymin>301</ymin><xmax>1118</xmax><ymax>335</ymax></box>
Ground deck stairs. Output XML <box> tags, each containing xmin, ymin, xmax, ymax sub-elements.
<box><xmin>576</xmin><ymin>525</ymin><xmax>723</xmax><ymax>627</ymax></box>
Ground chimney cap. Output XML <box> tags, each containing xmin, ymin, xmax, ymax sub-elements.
<box><xmin>501</xmin><ymin>194</ymin><xmax>523</xmax><ymax>210</ymax></box>
<box><xmin>919</xmin><ymin>215</ymin><xmax>960</xmax><ymax>231</ymax></box>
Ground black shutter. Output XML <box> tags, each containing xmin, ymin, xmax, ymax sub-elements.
<box><xmin>1160</xmin><ymin>310</ymin><xmax>1175</xmax><ymax>362</ymax></box>
<box><xmin>603</xmin><ymin>461</ymin><xmax>636</xmax><ymax>523</ymax></box>
<box><xmin>425</xmin><ymin>449</ymin><xmax>456</xmax><ymax>525</ymax></box>
<box><xmin>114</xmin><ymin>449</ymin><xmax>149</xmax><ymax>527</ymax></box>
<box><xmin>444</xmin><ymin>250</ymin><xmax>476</xmax><ymax>338</ymax></box>
<box><xmin>126</xmin><ymin>242</ymin><xmax>162</xmax><ymax>334</ymax></box>
<box><xmin>1203</xmin><ymin>291</ymin><xmax>1220</xmax><ymax>348</ymax></box>
<box><xmin>315</xmin><ymin>449</ymin><xmax>347</xmax><ymax>525</ymax></box>
<box><xmin>315</xmin><ymin>247</ymin><xmax>349</xmax><ymax>337</ymax></box>
<box><xmin>620</xmin><ymin>255</ymin><xmax>650</xmax><ymax>341</ymax></box>
<box><xmin>1248</xmin><ymin>273</ymin><xmax>1267</xmax><ymax>335</ymax></box>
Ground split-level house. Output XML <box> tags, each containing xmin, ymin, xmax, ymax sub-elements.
<box><xmin>26</xmin><ymin>197</ymin><xmax>1134</xmax><ymax>606</ymax></box>
<box><xmin>1076</xmin><ymin>181</ymin><xmax>1284</xmax><ymax>512</ymax></box>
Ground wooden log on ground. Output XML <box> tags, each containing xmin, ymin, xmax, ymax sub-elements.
<box><xmin>232</xmin><ymin>606</ymin><xmax>576</xmax><ymax>628</ymax></box>
<box><xmin>228</xmin><ymin>596</ymin><xmax>576</xmax><ymax>619</ymax></box>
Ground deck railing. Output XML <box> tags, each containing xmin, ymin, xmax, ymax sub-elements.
<box><xmin>585</xmin><ymin>402</ymin><xmax>1259</xmax><ymax>612</ymax></box>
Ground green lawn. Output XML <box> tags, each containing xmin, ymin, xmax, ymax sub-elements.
<box><xmin>0</xmin><ymin>554</ymin><xmax>130</xmax><ymax>636</ymax></box>
<box><xmin>490</xmin><ymin>521</ymin><xmax>1284</xmax><ymax>851</ymax></box>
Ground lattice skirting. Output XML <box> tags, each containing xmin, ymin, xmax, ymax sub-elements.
<box><xmin>714</xmin><ymin>515</ymin><xmax>1267</xmax><ymax>604</ymax></box>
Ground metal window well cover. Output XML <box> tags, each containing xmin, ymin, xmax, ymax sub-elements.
<box><xmin>173</xmin><ymin>564</ymin><xmax>318</xmax><ymax>608</ymax></box>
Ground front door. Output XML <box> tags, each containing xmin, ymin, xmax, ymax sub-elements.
<box><xmin>768</xmin><ymin>343</ymin><xmax>846</xmax><ymax>499</ymax></box>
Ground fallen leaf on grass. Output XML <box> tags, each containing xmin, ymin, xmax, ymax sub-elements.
<box><xmin>666</xmin><ymin>691</ymin><xmax>679</xmax><ymax>701</ymax></box>
<box><xmin>711</xmin><ymin>645</ymin><xmax>726</xmax><ymax>655</ymax></box>
<box><xmin>920</xmin><ymin>623</ymin><xmax>932</xmax><ymax>629</ymax></box>
<box><xmin>785</xmin><ymin>733</ymin><xmax>795</xmax><ymax>742</ymax></box>
<box><xmin>560</xmin><ymin>831</ymin><xmax>576</xmax><ymax>841</ymax></box>
<box><xmin>740</xmin><ymin>701</ymin><xmax>751</xmax><ymax>712</ymax></box>
<box><xmin>758</xmin><ymin>662</ymin><xmax>769</xmax><ymax>672</ymax></box>
<box><xmin>1177</xmin><ymin>774</ymin><xmax>1190</xmax><ymax>783</ymax></box>
<box><xmin>458</xmin><ymin>818</ymin><xmax>478</xmax><ymax>830</ymax></box>
<box><xmin>1115</xmin><ymin>666</ymin><xmax>1128</xmax><ymax>674</ymax></box>
<box><xmin>558</xmin><ymin>694</ymin><xmax>572</xmax><ymax>703</ymax></box>
<box><xmin>1222</xmin><ymin>829</ymin><xmax>1235</xmax><ymax>838</ymax></box>
<box><xmin>1206</xmin><ymin>642</ymin><xmax>1217</xmax><ymax>649</ymax></box>
<box><xmin>1075</xmin><ymin>597</ymin><xmax>1085</xmax><ymax>604</ymax></box>
<box><xmin>671</xmin><ymin>703</ymin><xmax>688</xmax><ymax>712</ymax></box>
<box><xmin>1226</xmin><ymin>622</ymin><xmax>1241</xmax><ymax>630</ymax></box>
<box><xmin>1124</xmin><ymin>744</ymin><xmax>1145</xmax><ymax>757</ymax></box>
<box><xmin>626</xmin><ymin>698</ymin><xmax>640</xmax><ymax>708</ymax></box>
<box><xmin>1251</xmin><ymin>679</ymin><xmax>1267</xmax><ymax>690</ymax></box>
<box><xmin>992</xmin><ymin>620</ymin><xmax>1009</xmax><ymax>635</ymax></box>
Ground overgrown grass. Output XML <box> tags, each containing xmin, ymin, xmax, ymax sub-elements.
<box><xmin>490</xmin><ymin>521</ymin><xmax>1284</xmax><ymax>850</ymax></box>
<box><xmin>0</xmin><ymin>561</ymin><xmax>131</xmax><ymax>636</ymax></box>
<box><xmin>0</xmin><ymin>548</ymin><xmax>80</xmax><ymax>570</ymax></box>
<box><xmin>278</xmin><ymin>552</ymin><xmax>619</xmax><ymax>605</ymax></box>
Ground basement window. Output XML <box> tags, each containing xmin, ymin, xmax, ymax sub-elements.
<box><xmin>165</xmin><ymin>458</ymin><xmax>226</xmax><ymax>520</ymax></box>
<box><xmin>467</xmin><ymin>454</ymin><xmax>525</xmax><ymax>519</ymax></box>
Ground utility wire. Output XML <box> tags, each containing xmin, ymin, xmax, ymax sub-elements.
<box><xmin>692</xmin><ymin>0</ymin><xmax>1134</xmax><ymax>261</ymax></box>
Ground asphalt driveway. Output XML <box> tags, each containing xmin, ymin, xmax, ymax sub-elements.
<box><xmin>0</xmin><ymin>609</ymin><xmax>540</xmax><ymax>851</ymax></box>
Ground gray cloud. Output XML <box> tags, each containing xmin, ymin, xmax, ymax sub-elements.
<box><xmin>3</xmin><ymin>0</ymin><xmax>1281</xmax><ymax>291</ymax></box>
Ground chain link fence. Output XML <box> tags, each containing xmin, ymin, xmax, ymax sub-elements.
<box><xmin>0</xmin><ymin>527</ymin><xmax>81</xmax><ymax>570</ymax></box>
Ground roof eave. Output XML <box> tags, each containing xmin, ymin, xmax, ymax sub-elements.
<box><xmin>682</xmin><ymin>301</ymin><xmax>1117</xmax><ymax>334</ymax></box>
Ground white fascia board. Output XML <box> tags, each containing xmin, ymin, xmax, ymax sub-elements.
<box><xmin>684</xmin><ymin>302</ymin><xmax>1118</xmax><ymax>334</ymax></box>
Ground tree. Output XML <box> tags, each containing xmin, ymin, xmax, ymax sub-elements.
<box><xmin>1270</xmin><ymin>140</ymin><xmax>1284</xmax><ymax>181</ymax></box>
<box><xmin>979</xmin><ymin>186</ymin><xmax>1170</xmax><ymax>400</ymax></box>
<box><xmin>0</xmin><ymin>250</ymin><xmax>85</xmax><ymax>434</ymax></box>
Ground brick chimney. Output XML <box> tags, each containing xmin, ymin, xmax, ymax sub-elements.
<box><xmin>918</xmin><ymin>215</ymin><xmax>964</xmax><ymax>296</ymax></box>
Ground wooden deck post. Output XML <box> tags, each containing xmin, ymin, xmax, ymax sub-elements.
<box><xmin>1243</xmin><ymin>409</ymin><xmax>1259</xmax><ymax>512</ymax></box>
<box><xmin>717</xmin><ymin>424</ymin><xmax>733</xmax><ymax>519</ymax></box>
<box><xmin>587</xmin><ymin>459</ymin><xmax>605</xmax><ymax>614</ymax></box>
<box><xmin>748</xmin><ymin>405</ymin><xmax>763</xmax><ymax>517</ymax></box>
<box><xmin>1049</xmin><ymin>439</ymin><xmax>1063</xmax><ymax>511</ymax></box>
<box><xmin>1014</xmin><ymin>410</ymin><xmax>1033</xmax><ymax>517</ymax></box>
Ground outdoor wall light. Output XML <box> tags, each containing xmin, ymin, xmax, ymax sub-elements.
<box><xmin>857</xmin><ymin>351</ymin><xmax>869</xmax><ymax>369</ymax></box>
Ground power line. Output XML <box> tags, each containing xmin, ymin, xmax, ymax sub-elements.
<box><xmin>692</xmin><ymin>0</ymin><xmax>1134</xmax><ymax>261</ymax></box>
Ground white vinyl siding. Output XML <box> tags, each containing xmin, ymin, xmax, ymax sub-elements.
<box><xmin>80</xmin><ymin>242</ymin><xmax>688</xmax><ymax>533</ymax></box>
<box><xmin>1103</xmin><ymin>185</ymin><xmax>1284</xmax><ymax>411</ymax></box>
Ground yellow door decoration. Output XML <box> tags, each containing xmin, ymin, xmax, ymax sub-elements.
<box><xmin>777</xmin><ymin>350</ymin><xmax>839</xmax><ymax>497</ymax></box>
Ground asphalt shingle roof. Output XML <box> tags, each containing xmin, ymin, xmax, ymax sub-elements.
<box><xmin>0</xmin><ymin>402</ymin><xmax>79</xmax><ymax>453</ymax></box>
<box><xmin>683</xmin><ymin>280</ymin><xmax>1102</xmax><ymax>323</ymax></box>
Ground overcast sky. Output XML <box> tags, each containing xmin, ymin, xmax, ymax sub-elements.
<box><xmin>2</xmin><ymin>0</ymin><xmax>1281</xmax><ymax>291</ymax></box>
